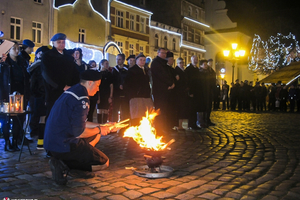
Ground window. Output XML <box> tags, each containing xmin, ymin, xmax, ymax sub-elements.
<box><xmin>188</xmin><ymin>28</ymin><xmax>194</xmax><ymax>42</ymax></box>
<box><xmin>32</xmin><ymin>21</ymin><xmax>42</xmax><ymax>43</ymax></box>
<box><xmin>10</xmin><ymin>17</ymin><xmax>22</xmax><ymax>40</ymax></box>
<box><xmin>195</xmin><ymin>30</ymin><xmax>200</xmax><ymax>44</ymax></box>
<box><xmin>164</xmin><ymin>36</ymin><xmax>168</xmax><ymax>49</ymax></box>
<box><xmin>188</xmin><ymin>6</ymin><xmax>192</xmax><ymax>17</ymax></box>
<box><xmin>140</xmin><ymin>46</ymin><xmax>144</xmax><ymax>53</ymax></box>
<box><xmin>183</xmin><ymin>25</ymin><xmax>188</xmax><ymax>41</ymax></box>
<box><xmin>129</xmin><ymin>44</ymin><xmax>134</xmax><ymax>55</ymax></box>
<box><xmin>130</xmin><ymin>15</ymin><xmax>135</xmax><ymax>31</ymax></box>
<box><xmin>140</xmin><ymin>17</ymin><xmax>145</xmax><ymax>33</ymax></box>
<box><xmin>116</xmin><ymin>41</ymin><xmax>123</xmax><ymax>52</ymax></box>
<box><xmin>78</xmin><ymin>29</ymin><xmax>85</xmax><ymax>43</ymax></box>
<box><xmin>116</xmin><ymin>10</ymin><xmax>124</xmax><ymax>28</ymax></box>
<box><xmin>195</xmin><ymin>9</ymin><xmax>199</xmax><ymax>19</ymax></box>
<box><xmin>172</xmin><ymin>38</ymin><xmax>176</xmax><ymax>51</ymax></box>
<box><xmin>34</xmin><ymin>0</ymin><xmax>42</xmax><ymax>3</ymax></box>
<box><xmin>155</xmin><ymin>34</ymin><xmax>159</xmax><ymax>48</ymax></box>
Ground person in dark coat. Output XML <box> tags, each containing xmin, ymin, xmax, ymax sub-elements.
<box><xmin>20</xmin><ymin>39</ymin><xmax>35</xmax><ymax>67</ymax></box>
<box><xmin>213</xmin><ymin>81</ymin><xmax>221</xmax><ymax>110</ymax></box>
<box><xmin>280</xmin><ymin>84</ymin><xmax>288</xmax><ymax>112</ymax></box>
<box><xmin>268</xmin><ymin>83</ymin><xmax>276</xmax><ymax>111</ymax></box>
<box><xmin>0</xmin><ymin>41</ymin><xmax>30</xmax><ymax>151</ymax></box>
<box><xmin>151</xmin><ymin>48</ymin><xmax>174</xmax><ymax>132</ymax></box>
<box><xmin>221</xmin><ymin>80</ymin><xmax>229</xmax><ymax>110</ymax></box>
<box><xmin>254</xmin><ymin>82</ymin><xmax>262</xmax><ymax>111</ymax></box>
<box><xmin>126</xmin><ymin>55</ymin><xmax>136</xmax><ymax>68</ymax></box>
<box><xmin>242</xmin><ymin>80</ymin><xmax>251</xmax><ymax>111</ymax></box>
<box><xmin>41</xmin><ymin>33</ymin><xmax>80</xmax><ymax>119</ymax></box>
<box><xmin>185</xmin><ymin>55</ymin><xmax>201</xmax><ymax>129</ymax></box>
<box><xmin>73</xmin><ymin>48</ymin><xmax>89</xmax><ymax>73</ymax></box>
<box><xmin>197</xmin><ymin>59</ymin><xmax>215</xmax><ymax>128</ymax></box>
<box><xmin>124</xmin><ymin>53</ymin><xmax>152</xmax><ymax>126</ymax></box>
<box><xmin>174</xmin><ymin>57</ymin><xmax>189</xmax><ymax>129</ymax></box>
<box><xmin>27</xmin><ymin>45</ymin><xmax>51</xmax><ymax>149</ymax></box>
<box><xmin>230</xmin><ymin>82</ymin><xmax>238</xmax><ymax>110</ymax></box>
<box><xmin>96</xmin><ymin>59</ymin><xmax>113</xmax><ymax>124</ymax></box>
<box><xmin>111</xmin><ymin>53</ymin><xmax>129</xmax><ymax>122</ymax></box>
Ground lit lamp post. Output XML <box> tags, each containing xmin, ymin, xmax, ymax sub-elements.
<box><xmin>223</xmin><ymin>43</ymin><xmax>245</xmax><ymax>83</ymax></box>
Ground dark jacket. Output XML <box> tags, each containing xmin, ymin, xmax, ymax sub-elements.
<box><xmin>150</xmin><ymin>56</ymin><xmax>173</xmax><ymax>95</ymax></box>
<box><xmin>124</xmin><ymin>64</ymin><xmax>151</xmax><ymax>100</ymax></box>
<box><xmin>198</xmin><ymin>67</ymin><xmax>215</xmax><ymax>111</ymax></box>
<box><xmin>41</xmin><ymin>47</ymin><xmax>80</xmax><ymax>104</ymax></box>
<box><xmin>184</xmin><ymin>63</ymin><xmax>200</xmax><ymax>97</ymax></box>
<box><xmin>0</xmin><ymin>55</ymin><xmax>30</xmax><ymax>103</ymax></box>
<box><xmin>97</xmin><ymin>70</ymin><xmax>113</xmax><ymax>109</ymax></box>
<box><xmin>111</xmin><ymin>65</ymin><xmax>128</xmax><ymax>98</ymax></box>
<box><xmin>27</xmin><ymin>59</ymin><xmax>45</xmax><ymax>98</ymax></box>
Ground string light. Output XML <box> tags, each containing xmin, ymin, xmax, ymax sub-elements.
<box><xmin>248</xmin><ymin>33</ymin><xmax>300</xmax><ymax>75</ymax></box>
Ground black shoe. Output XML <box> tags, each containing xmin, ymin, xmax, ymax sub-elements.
<box><xmin>208</xmin><ymin>122</ymin><xmax>216</xmax><ymax>126</ymax></box>
<box><xmin>49</xmin><ymin>157</ymin><xmax>69</xmax><ymax>185</ymax></box>
<box><xmin>46</xmin><ymin>151</ymin><xmax>52</xmax><ymax>158</ymax></box>
<box><xmin>4</xmin><ymin>140</ymin><xmax>15</xmax><ymax>152</ymax></box>
<box><xmin>68</xmin><ymin>170</ymin><xmax>95</xmax><ymax>179</ymax></box>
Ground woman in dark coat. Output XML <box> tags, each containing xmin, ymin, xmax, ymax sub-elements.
<box><xmin>0</xmin><ymin>41</ymin><xmax>30</xmax><ymax>151</ymax></box>
<box><xmin>174</xmin><ymin>57</ymin><xmax>189</xmax><ymax>129</ymax></box>
<box><xmin>96</xmin><ymin>59</ymin><xmax>113</xmax><ymax>123</ymax></box>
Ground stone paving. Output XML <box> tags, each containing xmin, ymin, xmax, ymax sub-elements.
<box><xmin>1</xmin><ymin>111</ymin><xmax>300</xmax><ymax>200</ymax></box>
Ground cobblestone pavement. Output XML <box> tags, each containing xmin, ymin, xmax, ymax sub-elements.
<box><xmin>1</xmin><ymin>111</ymin><xmax>300</xmax><ymax>200</ymax></box>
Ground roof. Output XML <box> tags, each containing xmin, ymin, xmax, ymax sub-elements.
<box><xmin>259</xmin><ymin>61</ymin><xmax>300</xmax><ymax>85</ymax></box>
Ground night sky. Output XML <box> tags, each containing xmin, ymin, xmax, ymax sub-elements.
<box><xmin>224</xmin><ymin>0</ymin><xmax>300</xmax><ymax>41</ymax></box>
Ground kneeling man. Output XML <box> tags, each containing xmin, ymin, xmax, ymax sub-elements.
<box><xmin>44</xmin><ymin>70</ymin><xmax>116</xmax><ymax>185</ymax></box>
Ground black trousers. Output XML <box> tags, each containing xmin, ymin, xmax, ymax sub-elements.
<box><xmin>51</xmin><ymin>135</ymin><xmax>108</xmax><ymax>171</ymax></box>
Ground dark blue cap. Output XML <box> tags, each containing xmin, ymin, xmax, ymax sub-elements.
<box><xmin>80</xmin><ymin>70</ymin><xmax>102</xmax><ymax>81</ymax></box>
<box><xmin>22</xmin><ymin>39</ymin><xmax>35</xmax><ymax>48</ymax></box>
<box><xmin>166</xmin><ymin>51</ymin><xmax>173</xmax><ymax>58</ymax></box>
<box><xmin>51</xmin><ymin>33</ymin><xmax>66</xmax><ymax>41</ymax></box>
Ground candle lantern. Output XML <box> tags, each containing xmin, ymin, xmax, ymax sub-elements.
<box><xmin>9</xmin><ymin>93</ymin><xmax>23</xmax><ymax>112</ymax></box>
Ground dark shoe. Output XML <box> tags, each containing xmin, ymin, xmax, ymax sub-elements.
<box><xmin>12</xmin><ymin>139</ymin><xmax>20</xmax><ymax>151</ymax></box>
<box><xmin>49</xmin><ymin>157</ymin><xmax>69</xmax><ymax>185</ymax></box>
<box><xmin>46</xmin><ymin>151</ymin><xmax>52</xmax><ymax>158</ymax></box>
<box><xmin>68</xmin><ymin>170</ymin><xmax>95</xmax><ymax>179</ymax></box>
<box><xmin>4</xmin><ymin>140</ymin><xmax>15</xmax><ymax>152</ymax></box>
<box><xmin>208</xmin><ymin>122</ymin><xmax>216</xmax><ymax>126</ymax></box>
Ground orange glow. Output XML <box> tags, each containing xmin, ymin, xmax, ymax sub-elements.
<box><xmin>123</xmin><ymin>110</ymin><xmax>169</xmax><ymax>151</ymax></box>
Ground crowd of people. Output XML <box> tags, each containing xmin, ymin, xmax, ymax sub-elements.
<box><xmin>214</xmin><ymin>79</ymin><xmax>300</xmax><ymax>113</ymax></box>
<box><xmin>1</xmin><ymin>32</ymin><xmax>300</xmax><ymax>185</ymax></box>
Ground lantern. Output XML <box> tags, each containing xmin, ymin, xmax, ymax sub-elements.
<box><xmin>9</xmin><ymin>93</ymin><xmax>23</xmax><ymax>112</ymax></box>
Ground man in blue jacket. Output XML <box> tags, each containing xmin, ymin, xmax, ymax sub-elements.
<box><xmin>44</xmin><ymin>70</ymin><xmax>117</xmax><ymax>185</ymax></box>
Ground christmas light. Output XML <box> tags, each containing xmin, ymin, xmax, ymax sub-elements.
<box><xmin>248</xmin><ymin>33</ymin><xmax>300</xmax><ymax>75</ymax></box>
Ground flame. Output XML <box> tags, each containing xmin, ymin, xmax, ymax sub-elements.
<box><xmin>123</xmin><ymin>110</ymin><xmax>168</xmax><ymax>151</ymax></box>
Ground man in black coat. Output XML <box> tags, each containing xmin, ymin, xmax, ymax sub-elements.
<box><xmin>197</xmin><ymin>59</ymin><xmax>216</xmax><ymax>128</ymax></box>
<box><xmin>185</xmin><ymin>55</ymin><xmax>201</xmax><ymax>129</ymax></box>
<box><xmin>111</xmin><ymin>53</ymin><xmax>129</xmax><ymax>122</ymax></box>
<box><xmin>151</xmin><ymin>48</ymin><xmax>174</xmax><ymax>132</ymax></box>
<box><xmin>41</xmin><ymin>33</ymin><xmax>80</xmax><ymax>118</ymax></box>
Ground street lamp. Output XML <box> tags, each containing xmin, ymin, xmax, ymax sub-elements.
<box><xmin>223</xmin><ymin>43</ymin><xmax>245</xmax><ymax>83</ymax></box>
<box><xmin>220</xmin><ymin>68</ymin><xmax>225</xmax><ymax>84</ymax></box>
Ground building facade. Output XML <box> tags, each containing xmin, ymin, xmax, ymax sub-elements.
<box><xmin>0</xmin><ymin>0</ymin><xmax>54</xmax><ymax>55</ymax></box>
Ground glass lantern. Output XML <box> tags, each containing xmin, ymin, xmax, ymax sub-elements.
<box><xmin>9</xmin><ymin>93</ymin><xmax>23</xmax><ymax>113</ymax></box>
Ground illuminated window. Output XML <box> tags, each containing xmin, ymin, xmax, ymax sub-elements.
<box><xmin>116</xmin><ymin>41</ymin><xmax>123</xmax><ymax>52</ymax></box>
<box><xmin>140</xmin><ymin>46</ymin><xmax>144</xmax><ymax>53</ymax></box>
<box><xmin>130</xmin><ymin>15</ymin><xmax>135</xmax><ymax>31</ymax></box>
<box><xmin>164</xmin><ymin>36</ymin><xmax>168</xmax><ymax>49</ymax></box>
<box><xmin>195</xmin><ymin>30</ymin><xmax>200</xmax><ymax>44</ymax></box>
<box><xmin>32</xmin><ymin>21</ymin><xmax>42</xmax><ymax>43</ymax></box>
<box><xmin>140</xmin><ymin>17</ymin><xmax>145</xmax><ymax>33</ymax></box>
<box><xmin>10</xmin><ymin>17</ymin><xmax>22</xmax><ymax>40</ymax></box>
<box><xmin>155</xmin><ymin>34</ymin><xmax>159</xmax><ymax>48</ymax></box>
<box><xmin>78</xmin><ymin>29</ymin><xmax>85</xmax><ymax>43</ymax></box>
<box><xmin>188</xmin><ymin>28</ymin><xmax>194</xmax><ymax>42</ymax></box>
<box><xmin>116</xmin><ymin>10</ymin><xmax>124</xmax><ymax>28</ymax></box>
<box><xmin>129</xmin><ymin>44</ymin><xmax>134</xmax><ymax>55</ymax></box>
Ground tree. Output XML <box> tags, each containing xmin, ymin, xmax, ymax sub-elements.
<box><xmin>248</xmin><ymin>33</ymin><xmax>300</xmax><ymax>75</ymax></box>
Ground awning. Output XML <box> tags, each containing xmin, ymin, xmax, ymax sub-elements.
<box><xmin>259</xmin><ymin>62</ymin><xmax>300</xmax><ymax>85</ymax></box>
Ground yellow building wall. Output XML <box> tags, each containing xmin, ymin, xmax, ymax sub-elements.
<box><xmin>56</xmin><ymin>0</ymin><xmax>106</xmax><ymax>47</ymax></box>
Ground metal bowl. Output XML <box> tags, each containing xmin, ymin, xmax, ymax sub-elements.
<box><xmin>133</xmin><ymin>165</ymin><xmax>174</xmax><ymax>178</ymax></box>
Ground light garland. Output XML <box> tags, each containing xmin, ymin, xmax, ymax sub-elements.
<box><xmin>248</xmin><ymin>33</ymin><xmax>300</xmax><ymax>75</ymax></box>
